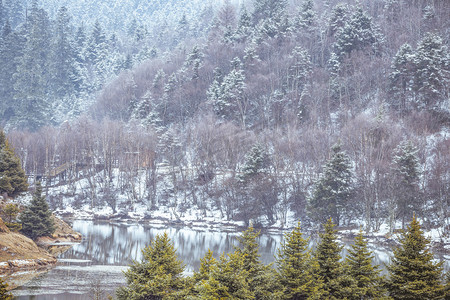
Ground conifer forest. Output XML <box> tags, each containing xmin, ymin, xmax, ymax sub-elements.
<box><xmin>0</xmin><ymin>0</ymin><xmax>449</xmax><ymax>298</ymax></box>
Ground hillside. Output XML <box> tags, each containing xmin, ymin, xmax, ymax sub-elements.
<box><xmin>1</xmin><ymin>0</ymin><xmax>449</xmax><ymax>235</ymax></box>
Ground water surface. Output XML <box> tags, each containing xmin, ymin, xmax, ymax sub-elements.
<box><xmin>11</xmin><ymin>220</ymin><xmax>448</xmax><ymax>299</ymax></box>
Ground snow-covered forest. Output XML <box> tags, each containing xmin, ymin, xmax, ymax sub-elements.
<box><xmin>0</xmin><ymin>0</ymin><xmax>449</xmax><ymax>233</ymax></box>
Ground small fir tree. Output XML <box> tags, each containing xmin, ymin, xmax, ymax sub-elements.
<box><xmin>277</xmin><ymin>221</ymin><xmax>324</xmax><ymax>299</ymax></box>
<box><xmin>20</xmin><ymin>182</ymin><xmax>54</xmax><ymax>240</ymax></box>
<box><xmin>1</xmin><ymin>203</ymin><xmax>19</xmax><ymax>223</ymax></box>
<box><xmin>314</xmin><ymin>218</ymin><xmax>343</xmax><ymax>298</ymax></box>
<box><xmin>116</xmin><ymin>232</ymin><xmax>186</xmax><ymax>300</ymax></box>
<box><xmin>345</xmin><ymin>229</ymin><xmax>387</xmax><ymax>299</ymax></box>
<box><xmin>314</xmin><ymin>218</ymin><xmax>358</xmax><ymax>299</ymax></box>
<box><xmin>0</xmin><ymin>277</ymin><xmax>12</xmax><ymax>300</ymax></box>
<box><xmin>386</xmin><ymin>215</ymin><xmax>445</xmax><ymax>299</ymax></box>
<box><xmin>0</xmin><ymin>130</ymin><xmax>28</xmax><ymax>197</ymax></box>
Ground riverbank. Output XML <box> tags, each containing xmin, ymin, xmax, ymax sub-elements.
<box><xmin>55</xmin><ymin>206</ymin><xmax>450</xmax><ymax>255</ymax></box>
<box><xmin>0</xmin><ymin>216</ymin><xmax>81</xmax><ymax>289</ymax></box>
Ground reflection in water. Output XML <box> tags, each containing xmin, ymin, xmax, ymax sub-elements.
<box><xmin>13</xmin><ymin>221</ymin><xmax>283</xmax><ymax>300</ymax></box>
<box><xmin>12</xmin><ymin>220</ymin><xmax>448</xmax><ymax>299</ymax></box>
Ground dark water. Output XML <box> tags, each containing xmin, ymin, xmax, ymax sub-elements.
<box><xmin>10</xmin><ymin>220</ymin><xmax>449</xmax><ymax>299</ymax></box>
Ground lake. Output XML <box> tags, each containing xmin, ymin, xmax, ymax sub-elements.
<box><xmin>10</xmin><ymin>220</ymin><xmax>448</xmax><ymax>299</ymax></box>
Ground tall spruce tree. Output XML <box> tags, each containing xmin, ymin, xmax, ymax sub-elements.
<box><xmin>309</xmin><ymin>143</ymin><xmax>354</xmax><ymax>226</ymax></box>
<box><xmin>116</xmin><ymin>232</ymin><xmax>186</xmax><ymax>300</ymax></box>
<box><xmin>12</xmin><ymin>2</ymin><xmax>52</xmax><ymax>129</ymax></box>
<box><xmin>389</xmin><ymin>43</ymin><xmax>415</xmax><ymax>112</ymax></box>
<box><xmin>386</xmin><ymin>216</ymin><xmax>445</xmax><ymax>299</ymax></box>
<box><xmin>51</xmin><ymin>6</ymin><xmax>76</xmax><ymax>97</ymax></box>
<box><xmin>0</xmin><ymin>129</ymin><xmax>28</xmax><ymax>197</ymax></box>
<box><xmin>413</xmin><ymin>33</ymin><xmax>448</xmax><ymax>110</ymax></box>
<box><xmin>20</xmin><ymin>182</ymin><xmax>54</xmax><ymax>240</ymax></box>
<box><xmin>0</xmin><ymin>20</ymin><xmax>25</xmax><ymax>122</ymax></box>
<box><xmin>345</xmin><ymin>229</ymin><xmax>387</xmax><ymax>299</ymax></box>
<box><xmin>277</xmin><ymin>221</ymin><xmax>323</xmax><ymax>299</ymax></box>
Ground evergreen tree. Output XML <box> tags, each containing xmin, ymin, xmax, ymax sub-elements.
<box><xmin>240</xmin><ymin>144</ymin><xmax>269</xmax><ymax>180</ymax></box>
<box><xmin>0</xmin><ymin>277</ymin><xmax>12</xmax><ymax>300</ymax></box>
<box><xmin>51</xmin><ymin>6</ymin><xmax>76</xmax><ymax>97</ymax></box>
<box><xmin>277</xmin><ymin>221</ymin><xmax>323</xmax><ymax>299</ymax></box>
<box><xmin>20</xmin><ymin>182</ymin><xmax>55</xmax><ymax>240</ymax></box>
<box><xmin>389</xmin><ymin>43</ymin><xmax>415</xmax><ymax>112</ymax></box>
<box><xmin>314</xmin><ymin>218</ymin><xmax>343</xmax><ymax>298</ymax></box>
<box><xmin>234</xmin><ymin>4</ymin><xmax>252</xmax><ymax>42</ymax></box>
<box><xmin>392</xmin><ymin>141</ymin><xmax>421</xmax><ymax>229</ymax></box>
<box><xmin>13</xmin><ymin>3</ymin><xmax>52</xmax><ymax>129</ymax></box>
<box><xmin>345</xmin><ymin>229</ymin><xmax>387</xmax><ymax>299</ymax></box>
<box><xmin>210</xmin><ymin>226</ymin><xmax>281</xmax><ymax>299</ymax></box>
<box><xmin>116</xmin><ymin>232</ymin><xmax>186</xmax><ymax>300</ymax></box>
<box><xmin>287</xmin><ymin>46</ymin><xmax>312</xmax><ymax>112</ymax></box>
<box><xmin>0</xmin><ymin>20</ymin><xmax>25</xmax><ymax>122</ymax></box>
<box><xmin>328</xmin><ymin>3</ymin><xmax>349</xmax><ymax>36</ymax></box>
<box><xmin>309</xmin><ymin>143</ymin><xmax>354</xmax><ymax>226</ymax></box>
<box><xmin>413</xmin><ymin>33</ymin><xmax>448</xmax><ymax>110</ymax></box>
<box><xmin>252</xmin><ymin>0</ymin><xmax>287</xmax><ymax>25</ymax></box>
<box><xmin>296</xmin><ymin>0</ymin><xmax>317</xmax><ymax>29</ymax></box>
<box><xmin>334</xmin><ymin>6</ymin><xmax>383</xmax><ymax>59</ymax></box>
<box><xmin>0</xmin><ymin>129</ymin><xmax>28</xmax><ymax>197</ymax></box>
<box><xmin>212</xmin><ymin>252</ymin><xmax>252</xmax><ymax>299</ymax></box>
<box><xmin>386</xmin><ymin>216</ymin><xmax>445</xmax><ymax>299</ymax></box>
<box><xmin>72</xmin><ymin>25</ymin><xmax>90</xmax><ymax>94</ymax></box>
<box><xmin>314</xmin><ymin>218</ymin><xmax>357</xmax><ymax>299</ymax></box>
<box><xmin>209</xmin><ymin>58</ymin><xmax>247</xmax><ymax>126</ymax></box>
<box><xmin>192</xmin><ymin>250</ymin><xmax>230</xmax><ymax>299</ymax></box>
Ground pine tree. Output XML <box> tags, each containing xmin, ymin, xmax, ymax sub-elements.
<box><xmin>296</xmin><ymin>0</ymin><xmax>317</xmax><ymax>29</ymax></box>
<box><xmin>0</xmin><ymin>277</ymin><xmax>12</xmax><ymax>300</ymax></box>
<box><xmin>252</xmin><ymin>0</ymin><xmax>287</xmax><ymax>24</ymax></box>
<box><xmin>20</xmin><ymin>182</ymin><xmax>54</xmax><ymax>240</ymax></box>
<box><xmin>0</xmin><ymin>20</ymin><xmax>26</xmax><ymax>122</ymax></box>
<box><xmin>389</xmin><ymin>43</ymin><xmax>415</xmax><ymax>112</ymax></box>
<box><xmin>240</xmin><ymin>144</ymin><xmax>269</xmax><ymax>180</ymax></box>
<box><xmin>51</xmin><ymin>6</ymin><xmax>76</xmax><ymax>97</ymax></box>
<box><xmin>116</xmin><ymin>232</ymin><xmax>186</xmax><ymax>300</ymax></box>
<box><xmin>234</xmin><ymin>4</ymin><xmax>252</xmax><ymax>42</ymax></box>
<box><xmin>277</xmin><ymin>221</ymin><xmax>324</xmax><ymax>299</ymax></box>
<box><xmin>209</xmin><ymin>58</ymin><xmax>247</xmax><ymax>126</ymax></box>
<box><xmin>328</xmin><ymin>3</ymin><xmax>349</xmax><ymax>36</ymax></box>
<box><xmin>386</xmin><ymin>216</ymin><xmax>445</xmax><ymax>299</ymax></box>
<box><xmin>345</xmin><ymin>229</ymin><xmax>387</xmax><ymax>299</ymax></box>
<box><xmin>0</xmin><ymin>129</ymin><xmax>28</xmax><ymax>197</ymax></box>
<box><xmin>12</xmin><ymin>3</ymin><xmax>52</xmax><ymax>129</ymax></box>
<box><xmin>309</xmin><ymin>143</ymin><xmax>354</xmax><ymax>226</ymax></box>
<box><xmin>413</xmin><ymin>33</ymin><xmax>447</xmax><ymax>110</ymax></box>
<box><xmin>287</xmin><ymin>46</ymin><xmax>312</xmax><ymax>109</ymax></box>
<box><xmin>334</xmin><ymin>6</ymin><xmax>383</xmax><ymax>59</ymax></box>
<box><xmin>192</xmin><ymin>250</ymin><xmax>230</xmax><ymax>299</ymax></box>
<box><xmin>212</xmin><ymin>252</ymin><xmax>252</xmax><ymax>299</ymax></box>
<box><xmin>392</xmin><ymin>141</ymin><xmax>421</xmax><ymax>229</ymax></box>
<box><xmin>314</xmin><ymin>218</ymin><xmax>345</xmax><ymax>299</ymax></box>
